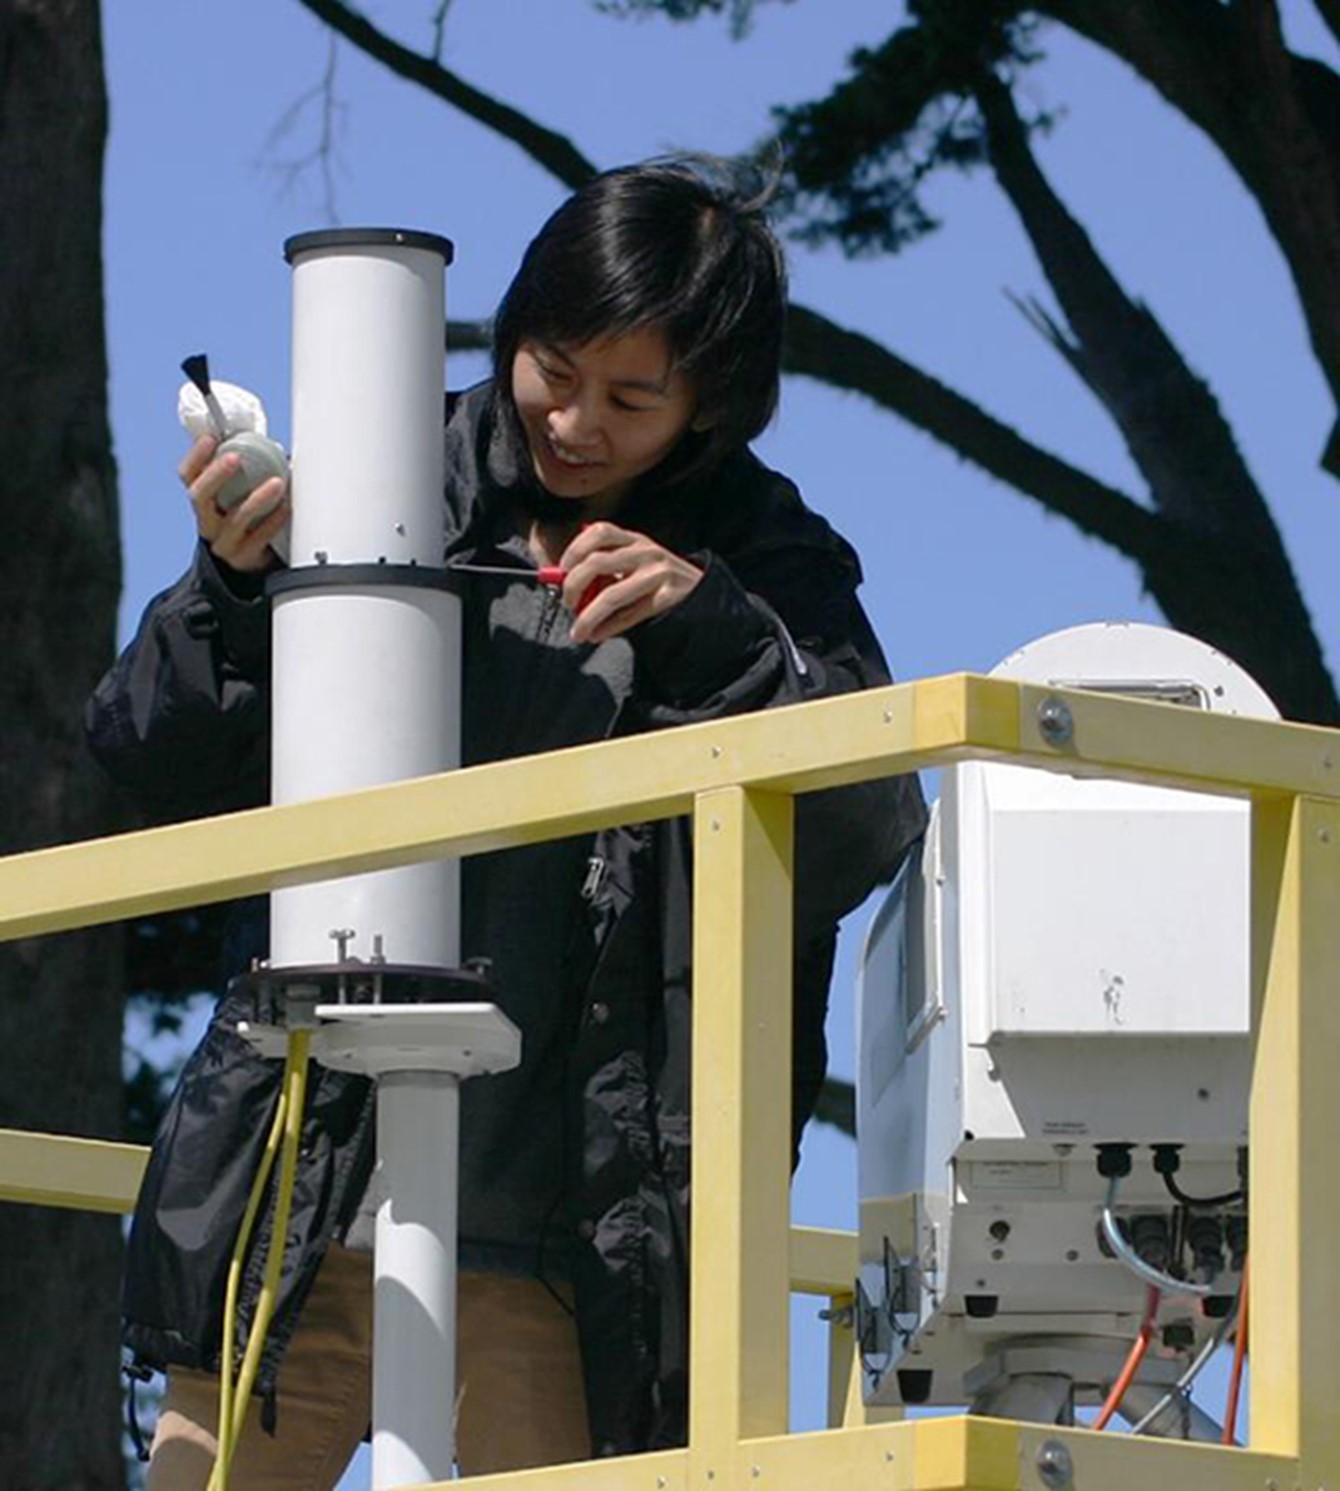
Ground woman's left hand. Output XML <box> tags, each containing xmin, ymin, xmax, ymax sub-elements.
<box><xmin>560</xmin><ymin>521</ymin><xmax>703</xmax><ymax>645</ymax></box>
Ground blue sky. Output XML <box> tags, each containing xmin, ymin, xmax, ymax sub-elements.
<box><xmin>102</xmin><ymin>0</ymin><xmax>1324</xmax><ymax>1474</ymax></box>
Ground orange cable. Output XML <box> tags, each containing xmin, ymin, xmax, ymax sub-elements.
<box><xmin>1222</xmin><ymin>1256</ymin><xmax>1249</xmax><ymax>1446</ymax></box>
<box><xmin>1094</xmin><ymin>1285</ymin><xmax>1161</xmax><ymax>1431</ymax></box>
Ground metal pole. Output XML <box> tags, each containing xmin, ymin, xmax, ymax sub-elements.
<box><xmin>374</xmin><ymin>1072</ymin><xmax>461</xmax><ymax>1485</ymax></box>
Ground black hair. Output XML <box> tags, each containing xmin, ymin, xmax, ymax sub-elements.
<box><xmin>492</xmin><ymin>154</ymin><xmax>787</xmax><ymax>491</ymax></box>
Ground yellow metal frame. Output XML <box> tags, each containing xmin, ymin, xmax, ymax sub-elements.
<box><xmin>2</xmin><ymin>673</ymin><xmax>1336</xmax><ymax>1489</ymax></box>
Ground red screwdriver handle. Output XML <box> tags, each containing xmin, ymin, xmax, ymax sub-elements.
<box><xmin>535</xmin><ymin>566</ymin><xmax>616</xmax><ymax>616</ymax></box>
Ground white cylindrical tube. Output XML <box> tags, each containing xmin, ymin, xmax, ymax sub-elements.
<box><xmin>372</xmin><ymin>1071</ymin><xmax>460</xmax><ymax>1489</ymax></box>
<box><xmin>273</xmin><ymin>229</ymin><xmax>457</xmax><ymax>970</ymax></box>
<box><xmin>285</xmin><ymin>231</ymin><xmax>453</xmax><ymax>567</ymax></box>
<box><xmin>269</xmin><ymin>581</ymin><xmax>461</xmax><ymax>967</ymax></box>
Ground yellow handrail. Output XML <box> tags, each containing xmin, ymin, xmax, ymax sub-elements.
<box><xmin>1</xmin><ymin>673</ymin><xmax>1336</xmax><ymax>1490</ymax></box>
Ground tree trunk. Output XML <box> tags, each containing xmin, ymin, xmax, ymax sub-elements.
<box><xmin>0</xmin><ymin>2</ymin><xmax>126</xmax><ymax>1486</ymax></box>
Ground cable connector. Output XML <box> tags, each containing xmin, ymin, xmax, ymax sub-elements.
<box><xmin>1096</xmin><ymin>1143</ymin><xmax>1134</xmax><ymax>1180</ymax></box>
<box><xmin>1152</xmin><ymin>1143</ymin><xmax>1182</xmax><ymax>1177</ymax></box>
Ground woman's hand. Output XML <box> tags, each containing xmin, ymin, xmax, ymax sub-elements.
<box><xmin>180</xmin><ymin>435</ymin><xmax>289</xmax><ymax>573</ymax></box>
<box><xmin>560</xmin><ymin>521</ymin><xmax>703</xmax><ymax>644</ymax></box>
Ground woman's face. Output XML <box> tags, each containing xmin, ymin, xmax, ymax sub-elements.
<box><xmin>511</xmin><ymin>327</ymin><xmax>699</xmax><ymax>513</ymax></box>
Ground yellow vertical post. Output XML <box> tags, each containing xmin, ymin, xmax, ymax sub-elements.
<box><xmin>1249</xmin><ymin>793</ymin><xmax>1340</xmax><ymax>1481</ymax></box>
<box><xmin>825</xmin><ymin>1293</ymin><xmax>856</xmax><ymax>1429</ymax></box>
<box><xmin>689</xmin><ymin>785</ymin><xmax>794</xmax><ymax>1480</ymax></box>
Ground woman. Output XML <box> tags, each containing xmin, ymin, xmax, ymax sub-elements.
<box><xmin>88</xmin><ymin>156</ymin><xmax>926</xmax><ymax>1488</ymax></box>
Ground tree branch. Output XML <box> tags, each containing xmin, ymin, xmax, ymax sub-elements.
<box><xmin>1313</xmin><ymin>0</ymin><xmax>1340</xmax><ymax>51</ymax></box>
<box><xmin>976</xmin><ymin>67</ymin><xmax>1339</xmax><ymax>721</ymax></box>
<box><xmin>446</xmin><ymin>317</ymin><xmax>492</xmax><ymax>354</ymax></box>
<box><xmin>784</xmin><ymin>302</ymin><xmax>1164</xmax><ymax>563</ymax></box>
<box><xmin>976</xmin><ymin>71</ymin><xmax>1268</xmax><ymax>535</ymax></box>
<box><xmin>1038</xmin><ymin>0</ymin><xmax>1340</xmax><ymax>423</ymax></box>
<box><xmin>290</xmin><ymin>0</ymin><xmax>598</xmax><ymax>188</ymax></box>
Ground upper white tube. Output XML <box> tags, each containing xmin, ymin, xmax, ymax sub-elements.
<box><xmin>272</xmin><ymin>230</ymin><xmax>458</xmax><ymax>970</ymax></box>
<box><xmin>286</xmin><ymin>231</ymin><xmax>452</xmax><ymax>566</ymax></box>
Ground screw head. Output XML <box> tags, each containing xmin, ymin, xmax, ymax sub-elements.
<box><xmin>1036</xmin><ymin>1439</ymin><xmax>1073</xmax><ymax>1489</ymax></box>
<box><xmin>1037</xmin><ymin>697</ymin><xmax>1074</xmax><ymax>746</ymax></box>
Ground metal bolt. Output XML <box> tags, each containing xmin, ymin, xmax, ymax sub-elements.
<box><xmin>394</xmin><ymin>521</ymin><xmax>406</xmax><ymax>535</ymax></box>
<box><xmin>1037</xmin><ymin>697</ymin><xmax>1074</xmax><ymax>746</ymax></box>
<box><xmin>329</xmin><ymin>928</ymin><xmax>356</xmax><ymax>962</ymax></box>
<box><xmin>1036</xmin><ymin>1439</ymin><xmax>1073</xmax><ymax>1488</ymax></box>
<box><xmin>711</xmin><ymin>745</ymin><xmax>722</xmax><ymax>758</ymax></box>
<box><xmin>314</xmin><ymin>549</ymin><xmax>329</xmax><ymax>564</ymax></box>
<box><xmin>711</xmin><ymin>818</ymin><xmax>721</xmax><ymax>832</ymax></box>
<box><xmin>751</xmin><ymin>1468</ymin><xmax>761</xmax><ymax>1480</ymax></box>
<box><xmin>883</xmin><ymin>708</ymin><xmax>894</xmax><ymax>723</ymax></box>
<box><xmin>1321</xmin><ymin>828</ymin><xmax>1332</xmax><ymax>844</ymax></box>
<box><xmin>885</xmin><ymin>1450</ymin><xmax>894</xmax><ymax>1462</ymax></box>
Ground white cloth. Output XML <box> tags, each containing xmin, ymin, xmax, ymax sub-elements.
<box><xmin>177</xmin><ymin>379</ymin><xmax>270</xmax><ymax>440</ymax></box>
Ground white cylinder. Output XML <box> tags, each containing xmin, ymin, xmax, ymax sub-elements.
<box><xmin>286</xmin><ymin>231</ymin><xmax>453</xmax><ymax>566</ymax></box>
<box><xmin>373</xmin><ymin>1072</ymin><xmax>460</xmax><ymax>1489</ymax></box>
<box><xmin>270</xmin><ymin>585</ymin><xmax>460</xmax><ymax>966</ymax></box>
<box><xmin>273</xmin><ymin>229</ymin><xmax>457</xmax><ymax>970</ymax></box>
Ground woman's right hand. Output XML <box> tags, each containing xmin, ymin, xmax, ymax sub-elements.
<box><xmin>180</xmin><ymin>435</ymin><xmax>290</xmax><ymax>573</ymax></box>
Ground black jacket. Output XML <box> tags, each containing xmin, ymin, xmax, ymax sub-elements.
<box><xmin>87</xmin><ymin>384</ymin><xmax>926</xmax><ymax>1453</ymax></box>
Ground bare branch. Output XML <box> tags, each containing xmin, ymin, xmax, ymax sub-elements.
<box><xmin>1039</xmin><ymin>0</ymin><xmax>1340</xmax><ymax>423</ymax></box>
<box><xmin>783</xmin><ymin>301</ymin><xmax>1163</xmax><ymax>564</ymax></box>
<box><xmin>811</xmin><ymin>1075</ymin><xmax>854</xmax><ymax>1138</ymax></box>
<box><xmin>1313</xmin><ymin>0</ymin><xmax>1340</xmax><ymax>51</ymax></box>
<box><xmin>431</xmin><ymin>0</ymin><xmax>454</xmax><ymax>62</ymax></box>
<box><xmin>446</xmin><ymin>318</ymin><xmax>492</xmax><ymax>354</ymax></box>
<box><xmin>263</xmin><ymin>30</ymin><xmax>346</xmax><ymax>220</ymax></box>
<box><xmin>977</xmin><ymin>67</ymin><xmax>1339</xmax><ymax>721</ymax></box>
<box><xmin>290</xmin><ymin>0</ymin><xmax>597</xmax><ymax>188</ymax></box>
<box><xmin>976</xmin><ymin>70</ymin><xmax>1270</xmax><ymax>535</ymax></box>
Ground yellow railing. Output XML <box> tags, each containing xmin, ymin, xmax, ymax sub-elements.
<box><xmin>1</xmin><ymin>672</ymin><xmax>1336</xmax><ymax>1489</ymax></box>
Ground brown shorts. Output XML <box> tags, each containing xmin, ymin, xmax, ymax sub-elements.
<box><xmin>146</xmin><ymin>1245</ymin><xmax>590</xmax><ymax>1489</ymax></box>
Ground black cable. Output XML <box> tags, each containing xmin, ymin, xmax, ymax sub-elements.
<box><xmin>1160</xmin><ymin>1172</ymin><xmax>1245</xmax><ymax>1209</ymax></box>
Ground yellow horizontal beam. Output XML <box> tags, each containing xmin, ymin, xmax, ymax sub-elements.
<box><xmin>3</xmin><ymin>673</ymin><xmax>1337</xmax><ymax>947</ymax></box>
<box><xmin>1011</xmin><ymin>678</ymin><xmax>1340</xmax><ymax>802</ymax></box>
<box><xmin>0</xmin><ymin>1128</ymin><xmax>859</xmax><ymax>1301</ymax></box>
<box><xmin>0</xmin><ymin>673</ymin><xmax>938</xmax><ymax>942</ymax></box>
<box><xmin>729</xmin><ymin>1418</ymin><xmax>1296</xmax><ymax>1491</ymax></box>
<box><xmin>416</xmin><ymin>1447</ymin><xmax>686</xmax><ymax>1489</ymax></box>
<box><xmin>444</xmin><ymin>1419</ymin><xmax>1297</xmax><ymax>1491</ymax></box>
<box><xmin>0</xmin><ymin>1128</ymin><xmax>148</xmax><ymax>1214</ymax></box>
<box><xmin>788</xmin><ymin>1226</ymin><xmax>857</xmax><ymax>1297</ymax></box>
<box><xmin>959</xmin><ymin>1417</ymin><xmax>1296</xmax><ymax>1491</ymax></box>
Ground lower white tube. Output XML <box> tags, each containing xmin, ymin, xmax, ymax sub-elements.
<box><xmin>372</xmin><ymin>1071</ymin><xmax>461</xmax><ymax>1490</ymax></box>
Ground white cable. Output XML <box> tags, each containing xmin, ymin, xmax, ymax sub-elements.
<box><xmin>1101</xmin><ymin>1176</ymin><xmax>1215</xmax><ymax>1298</ymax></box>
<box><xmin>1128</xmin><ymin>1304</ymin><xmax>1239</xmax><ymax>1437</ymax></box>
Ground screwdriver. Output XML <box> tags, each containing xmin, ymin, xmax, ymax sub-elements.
<box><xmin>446</xmin><ymin>562</ymin><xmax>615</xmax><ymax>615</ymax></box>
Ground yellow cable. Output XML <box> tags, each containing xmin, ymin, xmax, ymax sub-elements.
<box><xmin>209</xmin><ymin>1027</ymin><xmax>312</xmax><ymax>1491</ymax></box>
<box><xmin>210</xmin><ymin>1080</ymin><xmax>290</xmax><ymax>1489</ymax></box>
